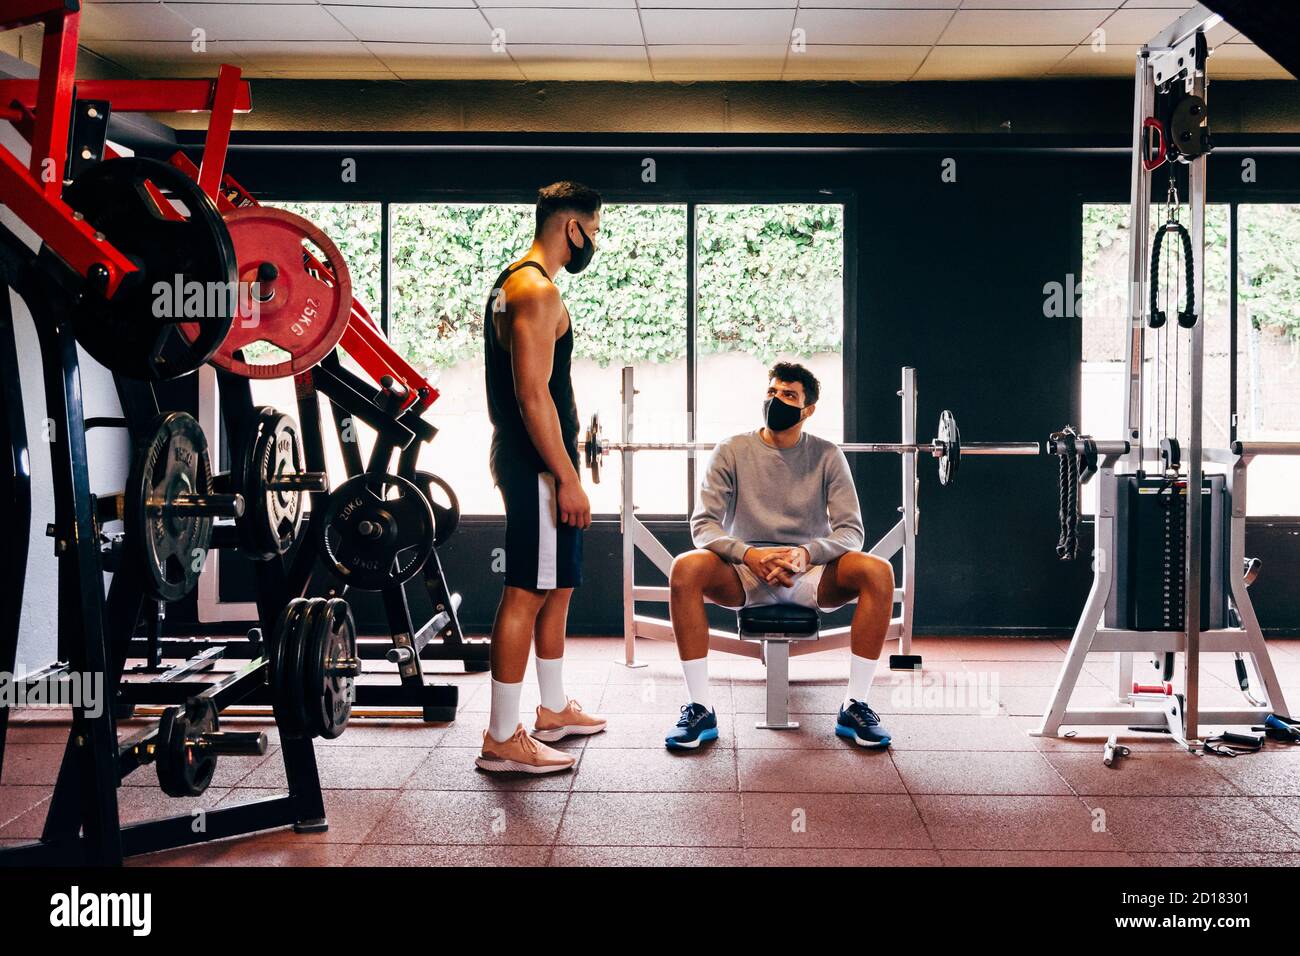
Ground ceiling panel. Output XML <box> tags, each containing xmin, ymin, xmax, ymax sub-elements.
<box><xmin>794</xmin><ymin>9</ymin><xmax>953</xmax><ymax>46</ymax></box>
<box><xmin>64</xmin><ymin>0</ymin><xmax>1282</xmax><ymax>84</ymax></box>
<box><xmin>642</xmin><ymin>10</ymin><xmax>792</xmax><ymax>46</ymax></box>
<box><xmin>483</xmin><ymin>8</ymin><xmax>645</xmax><ymax>46</ymax></box>
<box><xmin>939</xmin><ymin>9</ymin><xmax>1109</xmax><ymax>46</ymax></box>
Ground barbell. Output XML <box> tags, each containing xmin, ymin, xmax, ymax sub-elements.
<box><xmin>580</xmin><ymin>410</ymin><xmax>1040</xmax><ymax>487</ymax></box>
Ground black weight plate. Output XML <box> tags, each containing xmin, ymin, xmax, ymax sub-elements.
<box><xmin>157</xmin><ymin>698</ymin><xmax>218</xmax><ymax>798</ymax></box>
<box><xmin>62</xmin><ymin>157</ymin><xmax>236</xmax><ymax>381</ymax></box>
<box><xmin>412</xmin><ymin>471</ymin><xmax>460</xmax><ymax>547</ymax></box>
<box><xmin>235</xmin><ymin>407</ymin><xmax>308</xmax><ymax>560</ymax></box>
<box><xmin>937</xmin><ymin>409</ymin><xmax>961</xmax><ymax>487</ymax></box>
<box><xmin>288</xmin><ymin>598</ymin><xmax>327</xmax><ymax>740</ymax></box>
<box><xmin>271</xmin><ymin>598</ymin><xmax>310</xmax><ymax>738</ymax></box>
<box><xmin>316</xmin><ymin>473</ymin><xmax>434</xmax><ymax>591</ymax></box>
<box><xmin>125</xmin><ymin>411</ymin><xmax>214</xmax><ymax>602</ymax></box>
<box><xmin>307</xmin><ymin>598</ymin><xmax>356</xmax><ymax>740</ymax></box>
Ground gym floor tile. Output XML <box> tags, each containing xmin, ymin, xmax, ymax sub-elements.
<box><xmin>731</xmin><ymin>719</ymin><xmax>849</xmax><ymax>749</ymax></box>
<box><xmin>406</xmin><ymin>748</ymin><xmax>578</xmax><ymax>792</ymax></box>
<box><xmin>891</xmin><ymin>751</ymin><xmax>1074</xmax><ymax>796</ymax></box>
<box><xmin>0</xmin><ymin>744</ymin><xmax>66</xmax><ymax>786</ymax></box>
<box><xmin>239</xmin><ymin>745</ymin><xmax>430</xmax><ymax>790</ymax></box>
<box><xmin>460</xmin><ymin>683</ymin><xmax>606</xmax><ymax>715</ymax></box>
<box><xmin>737</xmin><ymin>749</ymin><xmax>904</xmax><ymax>793</ymax></box>
<box><xmin>882</xmin><ymin>714</ymin><xmax>1037</xmax><ymax>751</ymax></box>
<box><xmin>551</xmin><ymin>846</ymin><xmax>745</xmax><ymax>866</ymax></box>
<box><xmin>0</xmin><ymin>721</ymin><xmax>72</xmax><ymax>744</ymax></box>
<box><xmin>983</xmin><ymin>660</ymin><xmax>1104</xmax><ymax>687</ymax></box>
<box><xmin>995</xmin><ymin>684</ymin><xmax>1119</xmax><ymax>717</ymax></box>
<box><xmin>1254</xmin><ymin>797</ymin><xmax>1300</xmax><ymax>839</ymax></box>
<box><xmin>214</xmin><ymin>787</ymin><xmax>402</xmax><ymax>845</ymax></box>
<box><xmin>913</xmin><ymin>795</ymin><xmax>1124</xmax><ymax>852</ymax></box>
<box><xmin>584</xmin><ymin>712</ymin><xmax>737</xmax><ymax>749</ymax></box>
<box><xmin>1128</xmin><ymin>851</ymin><xmax>1300</xmax><ymax>867</ymax></box>
<box><xmin>133</xmin><ymin>838</ymin><xmax>359</xmax><ymax>868</ymax></box>
<box><xmin>740</xmin><ymin>793</ymin><xmax>929</xmax><ymax>849</ymax></box>
<box><xmin>435</xmin><ymin>716</ymin><xmax>589</xmax><ymax>750</ymax></box>
<box><xmin>347</xmin><ymin>843</ymin><xmax>551</xmax><ymax>866</ymax></box>
<box><xmin>1043</xmin><ymin>752</ymin><xmax>1245</xmax><ymax>797</ymax></box>
<box><xmin>116</xmin><ymin>785</ymin><xmax>233</xmax><ymax>825</ymax></box>
<box><xmin>557</xmin><ymin>792</ymin><xmax>743</xmax><ymax>847</ymax></box>
<box><xmin>744</xmin><ymin>847</ymin><xmax>943</xmax><ymax>866</ymax></box>
<box><xmin>1078</xmin><ymin>796</ymin><xmax>1300</xmax><ymax>853</ymax></box>
<box><xmin>598</xmin><ymin>681</ymin><xmax>733</xmax><ymax>714</ymax></box>
<box><xmin>0</xmin><ymin>786</ymin><xmax>51</xmax><ymax>833</ymax></box>
<box><xmin>924</xmin><ymin>638</ymin><xmax>1068</xmax><ymax>662</ymax></box>
<box><xmin>366</xmin><ymin>790</ymin><xmax>569</xmax><ymax>846</ymax></box>
<box><xmin>938</xmin><ymin>849</ymin><xmax>1134</xmax><ymax>866</ymax></box>
<box><xmin>572</xmin><ymin>746</ymin><xmax>739</xmax><ymax>792</ymax></box>
<box><xmin>312</xmin><ymin>718</ymin><xmax>452</xmax><ymax>749</ymax></box>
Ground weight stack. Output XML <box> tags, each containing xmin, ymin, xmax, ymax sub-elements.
<box><xmin>1106</xmin><ymin>474</ymin><xmax>1227</xmax><ymax>631</ymax></box>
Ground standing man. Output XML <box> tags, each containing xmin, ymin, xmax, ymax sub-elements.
<box><xmin>477</xmin><ymin>182</ymin><xmax>608</xmax><ymax>774</ymax></box>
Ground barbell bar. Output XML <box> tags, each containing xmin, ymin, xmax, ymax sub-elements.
<box><xmin>580</xmin><ymin>410</ymin><xmax>1040</xmax><ymax>487</ymax></box>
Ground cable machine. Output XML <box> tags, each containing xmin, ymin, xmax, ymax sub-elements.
<box><xmin>1040</xmin><ymin>4</ymin><xmax>1298</xmax><ymax>753</ymax></box>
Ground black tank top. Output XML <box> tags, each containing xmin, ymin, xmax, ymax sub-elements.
<box><xmin>483</xmin><ymin>260</ymin><xmax>580</xmax><ymax>482</ymax></box>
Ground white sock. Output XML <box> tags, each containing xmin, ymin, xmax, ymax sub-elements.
<box><xmin>535</xmin><ymin>656</ymin><xmax>568</xmax><ymax>712</ymax></box>
<box><xmin>488</xmin><ymin>678</ymin><xmax>523</xmax><ymax>743</ymax></box>
<box><xmin>681</xmin><ymin>657</ymin><xmax>712</xmax><ymax>711</ymax></box>
<box><xmin>845</xmin><ymin>655</ymin><xmax>879</xmax><ymax>708</ymax></box>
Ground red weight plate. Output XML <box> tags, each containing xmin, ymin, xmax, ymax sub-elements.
<box><xmin>187</xmin><ymin>207</ymin><xmax>352</xmax><ymax>379</ymax></box>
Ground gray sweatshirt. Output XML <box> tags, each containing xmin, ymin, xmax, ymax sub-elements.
<box><xmin>690</xmin><ymin>429</ymin><xmax>865</xmax><ymax>566</ymax></box>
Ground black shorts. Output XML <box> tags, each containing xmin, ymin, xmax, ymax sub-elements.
<box><xmin>497</xmin><ymin>470</ymin><xmax>583</xmax><ymax>590</ymax></box>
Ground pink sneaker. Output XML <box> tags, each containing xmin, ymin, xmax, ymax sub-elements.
<box><xmin>475</xmin><ymin>724</ymin><xmax>576</xmax><ymax>774</ymax></box>
<box><xmin>532</xmin><ymin>698</ymin><xmax>607</xmax><ymax>742</ymax></box>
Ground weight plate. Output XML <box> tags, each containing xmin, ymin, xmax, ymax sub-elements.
<box><xmin>62</xmin><ymin>157</ymin><xmax>236</xmax><ymax>381</ymax></box>
<box><xmin>156</xmin><ymin>698</ymin><xmax>219</xmax><ymax>798</ymax></box>
<box><xmin>271</xmin><ymin>598</ymin><xmax>310</xmax><ymax>739</ymax></box>
<box><xmin>316</xmin><ymin>473</ymin><xmax>434</xmax><ymax>591</ymax></box>
<box><xmin>288</xmin><ymin>597</ymin><xmax>328</xmax><ymax>740</ymax></box>
<box><xmin>412</xmin><ymin>471</ymin><xmax>460</xmax><ymax>547</ymax></box>
<box><xmin>307</xmin><ymin>598</ymin><xmax>356</xmax><ymax>740</ymax></box>
<box><xmin>125</xmin><ymin>412</ymin><xmax>215</xmax><ymax>602</ymax></box>
<box><xmin>235</xmin><ymin>407</ymin><xmax>310</xmax><ymax>560</ymax></box>
<box><xmin>937</xmin><ymin>409</ymin><xmax>961</xmax><ymax>488</ymax></box>
<box><xmin>199</xmin><ymin>207</ymin><xmax>353</xmax><ymax>379</ymax></box>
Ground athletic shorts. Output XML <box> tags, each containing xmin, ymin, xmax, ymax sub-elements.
<box><xmin>497</xmin><ymin>470</ymin><xmax>583</xmax><ymax>590</ymax></box>
<box><xmin>731</xmin><ymin>562</ymin><xmax>846</xmax><ymax>612</ymax></box>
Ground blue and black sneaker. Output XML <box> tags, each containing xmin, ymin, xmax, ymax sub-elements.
<box><xmin>835</xmin><ymin>700</ymin><xmax>892</xmax><ymax>748</ymax></box>
<box><xmin>665</xmin><ymin>703</ymin><xmax>718</xmax><ymax>750</ymax></box>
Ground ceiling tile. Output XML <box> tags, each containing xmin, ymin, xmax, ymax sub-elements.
<box><xmin>325</xmin><ymin>6</ymin><xmax>489</xmax><ymax>43</ymax></box>
<box><xmin>1209</xmin><ymin>44</ymin><xmax>1294</xmax><ymax>79</ymax></box>
<box><xmin>940</xmin><ymin>10</ymin><xmax>1108</xmax><ymax>46</ymax></box>
<box><xmin>1047</xmin><ymin>43</ymin><xmax>1139</xmax><ymax>76</ymax></box>
<box><xmin>483</xmin><ymin>8</ymin><xmax>645</xmax><ymax>45</ymax></box>
<box><xmin>785</xmin><ymin>44</ymin><xmax>929</xmax><ymax>78</ymax></box>
<box><xmin>640</xmin><ymin>0</ymin><xmax>793</xmax><ymax>7</ymax></box>
<box><xmin>513</xmin><ymin>44</ymin><xmax>652</xmax><ymax>80</ymax></box>
<box><xmin>366</xmin><ymin>42</ymin><xmax>526</xmax><ymax>77</ymax></box>
<box><xmin>1094</xmin><ymin>8</ymin><xmax>1184</xmax><ymax>45</ymax></box>
<box><xmin>81</xmin><ymin>3</ymin><xmax>201</xmax><ymax>42</ymax></box>
<box><xmin>798</xmin><ymin>0</ymin><xmax>959</xmax><ymax>7</ymax></box>
<box><xmin>961</xmin><ymin>0</ymin><xmax>1120</xmax><ymax>8</ymax></box>
<box><xmin>226</xmin><ymin>40</ymin><xmax>388</xmax><ymax>71</ymax></box>
<box><xmin>480</xmin><ymin>0</ymin><xmax>632</xmax><ymax>5</ymax></box>
<box><xmin>913</xmin><ymin>45</ymin><xmax>1076</xmax><ymax>79</ymax></box>
<box><xmin>649</xmin><ymin>44</ymin><xmax>788</xmax><ymax>75</ymax></box>
<box><xmin>77</xmin><ymin>39</ymin><xmax>242</xmax><ymax>77</ymax></box>
<box><xmin>1121</xmin><ymin>0</ymin><xmax>1197</xmax><ymax>7</ymax></box>
<box><xmin>167</xmin><ymin>3</ymin><xmax>355</xmax><ymax>41</ymax></box>
<box><xmin>793</xmin><ymin>9</ymin><xmax>953</xmax><ymax>46</ymax></box>
<box><xmin>642</xmin><ymin>9</ymin><xmax>792</xmax><ymax>45</ymax></box>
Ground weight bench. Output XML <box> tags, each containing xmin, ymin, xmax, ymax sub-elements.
<box><xmin>737</xmin><ymin>604</ymin><xmax>821</xmax><ymax>729</ymax></box>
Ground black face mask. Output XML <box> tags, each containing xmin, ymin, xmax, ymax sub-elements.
<box><xmin>565</xmin><ymin>220</ymin><xmax>596</xmax><ymax>274</ymax></box>
<box><xmin>763</xmin><ymin>396</ymin><xmax>804</xmax><ymax>433</ymax></box>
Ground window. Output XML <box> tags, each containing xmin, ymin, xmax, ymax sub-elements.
<box><xmin>1082</xmin><ymin>201</ymin><xmax>1297</xmax><ymax>516</ymax></box>
<box><xmin>696</xmin><ymin>204</ymin><xmax>845</xmax><ymax>447</ymax></box>
<box><xmin>1237</xmin><ymin>204</ymin><xmax>1300</xmax><ymax>516</ymax></box>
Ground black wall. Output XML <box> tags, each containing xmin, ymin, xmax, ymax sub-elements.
<box><xmin>177</xmin><ymin>133</ymin><xmax>1300</xmax><ymax>636</ymax></box>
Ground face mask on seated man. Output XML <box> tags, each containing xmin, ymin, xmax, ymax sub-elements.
<box><xmin>664</xmin><ymin>361</ymin><xmax>896</xmax><ymax>752</ymax></box>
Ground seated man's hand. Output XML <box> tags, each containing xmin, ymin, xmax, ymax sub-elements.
<box><xmin>743</xmin><ymin>546</ymin><xmax>810</xmax><ymax>588</ymax></box>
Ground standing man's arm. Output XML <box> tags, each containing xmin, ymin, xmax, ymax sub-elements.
<box><xmin>509</xmin><ymin>282</ymin><xmax>591</xmax><ymax>528</ymax></box>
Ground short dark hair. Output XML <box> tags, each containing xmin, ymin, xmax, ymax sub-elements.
<box><xmin>768</xmin><ymin>361</ymin><xmax>820</xmax><ymax>407</ymax></box>
<box><xmin>535</xmin><ymin>181</ymin><xmax>602</xmax><ymax>237</ymax></box>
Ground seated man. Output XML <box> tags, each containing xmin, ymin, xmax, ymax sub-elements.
<box><xmin>665</xmin><ymin>361</ymin><xmax>895</xmax><ymax>750</ymax></box>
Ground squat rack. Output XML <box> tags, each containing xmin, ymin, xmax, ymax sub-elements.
<box><xmin>590</xmin><ymin>366</ymin><xmax>1039</xmax><ymax>669</ymax></box>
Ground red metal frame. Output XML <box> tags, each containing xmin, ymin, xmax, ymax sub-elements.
<box><xmin>167</xmin><ymin>153</ymin><xmax>439</xmax><ymax>411</ymax></box>
<box><xmin>1</xmin><ymin>4</ymin><xmax>435</xmax><ymax>410</ymax></box>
